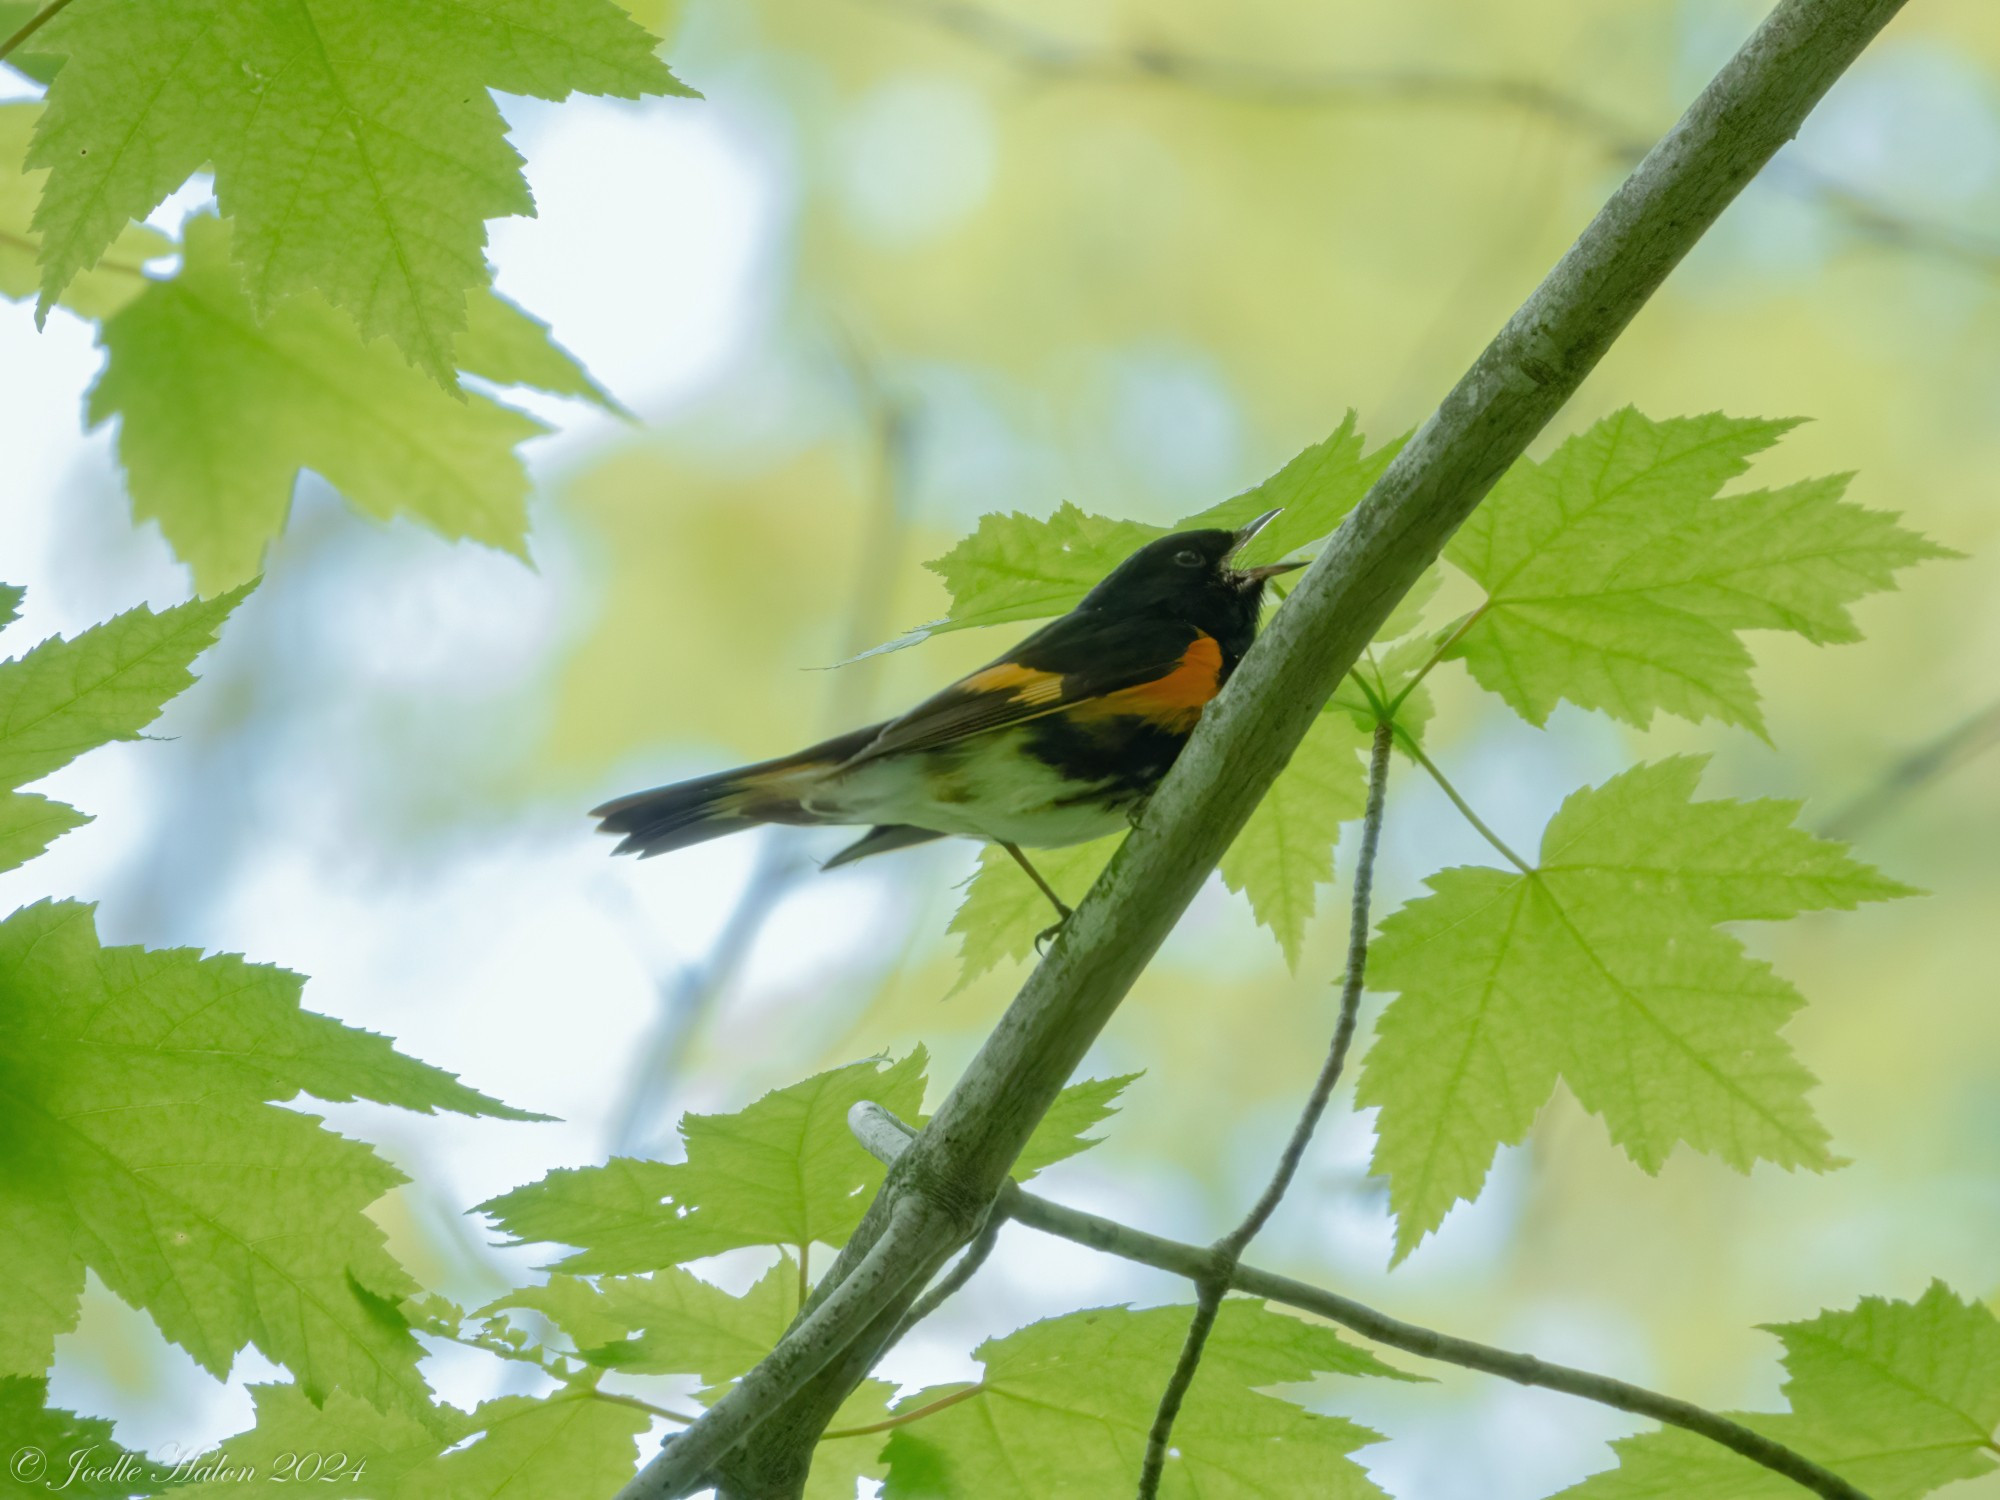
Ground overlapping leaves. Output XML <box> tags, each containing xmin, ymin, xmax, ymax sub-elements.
<box><xmin>881</xmin><ymin>1300</ymin><xmax>1413</xmax><ymax>1497</ymax></box>
<box><xmin>0</xmin><ymin>588</ymin><xmax>535</xmax><ymax>1425</ymax></box>
<box><xmin>24</xmin><ymin>0</ymin><xmax>689</xmax><ymax>386</ymax></box>
<box><xmin>88</xmin><ymin>215</ymin><xmax>601</xmax><ymax>591</ymax></box>
<box><xmin>919</xmin><ymin>412</ymin><xmax>1397</xmax><ymax>640</ymax></box>
<box><xmin>1358</xmin><ymin>756</ymin><xmax>1913</xmax><ymax>1259</ymax></box>
<box><xmin>482</xmin><ymin>1050</ymin><xmax>1135</xmax><ymax>1272</ymax></box>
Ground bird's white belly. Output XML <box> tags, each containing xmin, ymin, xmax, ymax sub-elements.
<box><xmin>802</xmin><ymin>732</ymin><xmax>1132</xmax><ymax>848</ymax></box>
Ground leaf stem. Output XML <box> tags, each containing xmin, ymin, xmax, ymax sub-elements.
<box><xmin>796</xmin><ymin>1244</ymin><xmax>810</xmax><ymax>1317</ymax></box>
<box><xmin>1385</xmin><ymin>601</ymin><xmax>1487</xmax><ymax>716</ymax></box>
<box><xmin>0</xmin><ymin>227</ymin><xmax>151</xmax><ymax>279</ymax></box>
<box><xmin>889</xmin><ymin>1199</ymin><xmax>1008</xmax><ymax>1345</ymax></box>
<box><xmin>821</xmin><ymin>1383</ymin><xmax>987</xmax><ymax>1439</ymax></box>
<box><xmin>0</xmin><ymin>0</ymin><xmax>72</xmax><ymax>62</ymax></box>
<box><xmin>589</xmin><ymin>1390</ymin><xmax>707</xmax><ymax>1428</ymax></box>
<box><xmin>1137</xmin><ymin>720</ymin><xmax>1394</xmax><ymax>1495</ymax></box>
<box><xmin>1396</xmin><ymin>726</ymin><xmax>1535</xmax><ymax>876</ymax></box>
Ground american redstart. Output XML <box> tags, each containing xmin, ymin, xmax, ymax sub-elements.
<box><xmin>592</xmin><ymin>509</ymin><xmax>1303</xmax><ymax>927</ymax></box>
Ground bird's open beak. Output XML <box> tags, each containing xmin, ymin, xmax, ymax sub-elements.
<box><xmin>1227</xmin><ymin>508</ymin><xmax>1307</xmax><ymax>583</ymax></box>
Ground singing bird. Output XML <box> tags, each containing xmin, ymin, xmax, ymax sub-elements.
<box><xmin>592</xmin><ymin>510</ymin><xmax>1303</xmax><ymax>927</ymax></box>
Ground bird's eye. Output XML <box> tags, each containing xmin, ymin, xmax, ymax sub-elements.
<box><xmin>1174</xmin><ymin>549</ymin><xmax>1204</xmax><ymax>568</ymax></box>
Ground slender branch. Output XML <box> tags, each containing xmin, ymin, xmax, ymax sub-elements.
<box><xmin>1137</xmin><ymin>720</ymin><xmax>1394</xmax><ymax>1494</ymax></box>
<box><xmin>1003</xmin><ymin>1184</ymin><xmax>1872</xmax><ymax>1500</ymax></box>
<box><xmin>1397</xmin><ymin>727</ymin><xmax>1536</xmax><ymax>876</ymax></box>
<box><xmin>619</xmin><ymin>6</ymin><xmax>1912</xmax><ymax>1493</ymax></box>
<box><xmin>0</xmin><ymin>228</ymin><xmax>153</xmax><ymax>280</ymax></box>
<box><xmin>821</xmin><ymin>1383</ymin><xmax>987</xmax><ymax>1439</ymax></box>
<box><xmin>1386</xmin><ymin>603</ymin><xmax>1489</xmax><ymax>716</ymax></box>
<box><xmin>604</xmin><ymin>845</ymin><xmax>807</xmax><ymax>1155</ymax></box>
<box><xmin>0</xmin><ymin>0</ymin><xmax>73</xmax><ymax>62</ymax></box>
<box><xmin>843</xmin><ymin>1113</ymin><xmax>1870</xmax><ymax>1500</ymax></box>
<box><xmin>1822</xmin><ymin>697</ymin><xmax>2000</xmax><ymax>839</ymax></box>
<box><xmin>893</xmin><ymin>1199</ymin><xmax>1008</xmax><ymax>1339</ymax></box>
<box><xmin>589</xmin><ymin>1390</ymin><xmax>706</xmax><ymax>1428</ymax></box>
<box><xmin>854</xmin><ymin>0</ymin><xmax>2000</xmax><ymax>279</ymax></box>
<box><xmin>603</xmin><ymin>347</ymin><xmax>918</xmax><ymax>1155</ymax></box>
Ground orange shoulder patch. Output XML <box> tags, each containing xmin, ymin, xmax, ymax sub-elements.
<box><xmin>1079</xmin><ymin>633</ymin><xmax>1223</xmax><ymax>732</ymax></box>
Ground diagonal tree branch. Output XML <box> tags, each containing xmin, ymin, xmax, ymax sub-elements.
<box><xmin>849</xmin><ymin>1108</ymin><xmax>1871</xmax><ymax>1500</ymax></box>
<box><xmin>613</xmin><ymin>3</ymin><xmax>1912</xmax><ymax>1495</ymax></box>
<box><xmin>1136</xmin><ymin>718</ymin><xmax>1393</xmax><ymax>1494</ymax></box>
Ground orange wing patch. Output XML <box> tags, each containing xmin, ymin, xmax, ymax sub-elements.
<box><xmin>1077</xmin><ymin>634</ymin><xmax>1223</xmax><ymax>732</ymax></box>
<box><xmin>961</xmin><ymin>661</ymin><xmax>1067</xmax><ymax>706</ymax></box>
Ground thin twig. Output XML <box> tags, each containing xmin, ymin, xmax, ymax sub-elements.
<box><xmin>602</xmin><ymin>344</ymin><xmax>919</xmax><ymax>1156</ymax></box>
<box><xmin>839</xmin><ymin>1114</ymin><xmax>1872</xmax><ymax>1500</ymax></box>
<box><xmin>891</xmin><ymin>1199</ymin><xmax>1009</xmax><ymax>1341</ymax></box>
<box><xmin>1822</xmin><ymin>698</ymin><xmax>2000</xmax><ymax>839</ymax></box>
<box><xmin>1003</xmin><ymin>1185</ymin><xmax>1872</xmax><ymax>1500</ymax></box>
<box><xmin>853</xmin><ymin>0</ymin><xmax>2000</xmax><ymax>279</ymax></box>
<box><xmin>589</xmin><ymin>1390</ymin><xmax>706</xmax><ymax>1427</ymax></box>
<box><xmin>0</xmin><ymin>0</ymin><xmax>74</xmax><ymax>62</ymax></box>
<box><xmin>1137</xmin><ymin>720</ymin><xmax>1394</xmax><ymax>1495</ymax></box>
<box><xmin>1396</xmin><ymin>726</ymin><xmax>1535</xmax><ymax>875</ymax></box>
<box><xmin>822</xmin><ymin>1382</ymin><xmax>987</xmax><ymax>1439</ymax></box>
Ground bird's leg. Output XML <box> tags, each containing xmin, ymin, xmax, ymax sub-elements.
<box><xmin>1000</xmin><ymin>841</ymin><xmax>1072</xmax><ymax>951</ymax></box>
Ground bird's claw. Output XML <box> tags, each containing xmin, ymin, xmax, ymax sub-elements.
<box><xmin>1034</xmin><ymin>912</ymin><xmax>1072</xmax><ymax>954</ymax></box>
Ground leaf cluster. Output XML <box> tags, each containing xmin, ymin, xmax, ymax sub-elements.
<box><xmin>2</xmin><ymin>0</ymin><xmax>681</xmax><ymax>590</ymax></box>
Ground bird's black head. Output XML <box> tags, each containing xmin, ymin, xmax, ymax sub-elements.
<box><xmin>1077</xmin><ymin>509</ymin><xmax>1304</xmax><ymax>658</ymax></box>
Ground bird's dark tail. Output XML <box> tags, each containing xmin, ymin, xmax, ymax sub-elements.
<box><xmin>591</xmin><ymin>722</ymin><xmax>887</xmax><ymax>858</ymax></box>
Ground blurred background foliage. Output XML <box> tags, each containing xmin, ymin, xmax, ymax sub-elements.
<box><xmin>2</xmin><ymin>0</ymin><xmax>1997</xmax><ymax>1494</ymax></box>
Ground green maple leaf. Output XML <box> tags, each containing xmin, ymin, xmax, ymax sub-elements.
<box><xmin>0</xmin><ymin>898</ymin><xmax>533</xmax><ymax>1417</ymax></box>
<box><xmin>482</xmin><ymin>1053</ymin><xmax>1134</xmax><ymax>1274</ymax></box>
<box><xmin>882</xmin><ymin>1300</ymin><xmax>1411</xmax><ymax>1498</ymax></box>
<box><xmin>481</xmin><ymin>1050</ymin><xmax>930</xmax><ymax>1273</ymax></box>
<box><xmin>948</xmin><ymin>837</ymin><xmax>1120</xmax><ymax>990</ymax></box>
<box><xmin>173</xmin><ymin>1383</ymin><xmax>647</xmax><ymax>1500</ymax></box>
<box><xmin>1358</xmin><ymin>756</ymin><xmax>1914</xmax><ymax>1261</ymax></box>
<box><xmin>0</xmin><ymin>1377</ymin><xmax>148</xmax><ymax>1500</ymax></box>
<box><xmin>1444</xmin><ymin>409</ymin><xmax>1952</xmax><ymax>734</ymax></box>
<box><xmin>26</xmin><ymin>0</ymin><xmax>689</xmax><ymax>385</ymax></box>
<box><xmin>810</xmin><ymin>1378</ymin><xmax>898</xmax><ymax>1500</ymax></box>
<box><xmin>484</xmin><ymin>1258</ymin><xmax>796</xmax><ymax>1383</ymax></box>
<box><xmin>431</xmin><ymin>1393</ymin><xmax>647</xmax><ymax>1500</ymax></box>
<box><xmin>89</xmin><ymin>216</ymin><xmax>552</xmax><ymax>593</ymax></box>
<box><xmin>923</xmin><ymin>504</ymin><xmax>1166</xmax><ymax>639</ymax></box>
<box><xmin>0</xmin><ymin>586</ymin><xmax>249</xmax><ymax>873</ymax></box>
<box><xmin>1180</xmin><ymin>412</ymin><xmax>1403</xmax><ymax>567</ymax></box>
<box><xmin>1013</xmin><ymin>1072</ymin><xmax>1141</xmax><ymax>1178</ymax></box>
<box><xmin>909</xmin><ymin>416</ymin><xmax>1397</xmax><ymax>648</ymax></box>
<box><xmin>1556</xmin><ymin>1283</ymin><xmax>2000</xmax><ymax>1499</ymax></box>
<box><xmin>170</xmin><ymin>1384</ymin><xmax>462</xmax><ymax>1500</ymax></box>
<box><xmin>457</xmin><ymin>288</ymin><xmax>626</xmax><ymax>416</ymax></box>
<box><xmin>1218</xmin><ymin>710</ymin><xmax>1372</xmax><ymax>968</ymax></box>
<box><xmin>1</xmin><ymin>102</ymin><xmax>168</xmax><ymax>320</ymax></box>
<box><xmin>0</xmin><ymin>3</ymin><xmax>62</xmax><ymax>85</ymax></box>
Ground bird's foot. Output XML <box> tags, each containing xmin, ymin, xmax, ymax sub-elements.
<box><xmin>1034</xmin><ymin>909</ymin><xmax>1072</xmax><ymax>954</ymax></box>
